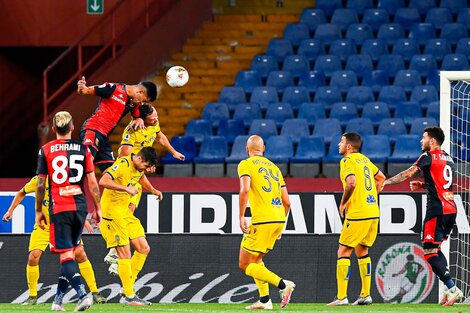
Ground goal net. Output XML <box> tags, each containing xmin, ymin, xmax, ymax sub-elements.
<box><xmin>440</xmin><ymin>71</ymin><xmax>470</xmax><ymax>303</ymax></box>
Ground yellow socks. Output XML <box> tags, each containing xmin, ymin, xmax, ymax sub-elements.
<box><xmin>358</xmin><ymin>256</ymin><xmax>372</xmax><ymax>298</ymax></box>
<box><xmin>78</xmin><ymin>259</ymin><xmax>98</xmax><ymax>293</ymax></box>
<box><xmin>336</xmin><ymin>258</ymin><xmax>351</xmax><ymax>300</ymax></box>
<box><xmin>131</xmin><ymin>251</ymin><xmax>148</xmax><ymax>285</ymax></box>
<box><xmin>253</xmin><ymin>262</ymin><xmax>269</xmax><ymax>297</ymax></box>
<box><xmin>26</xmin><ymin>265</ymin><xmax>40</xmax><ymax>297</ymax></box>
<box><xmin>118</xmin><ymin>259</ymin><xmax>134</xmax><ymax>297</ymax></box>
<box><xmin>245</xmin><ymin>263</ymin><xmax>281</xmax><ymax>287</ymax></box>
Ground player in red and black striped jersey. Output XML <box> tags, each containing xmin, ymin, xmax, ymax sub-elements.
<box><xmin>36</xmin><ymin>111</ymin><xmax>102</xmax><ymax>311</ymax></box>
<box><xmin>77</xmin><ymin>76</ymin><xmax>157</xmax><ymax>172</ymax></box>
<box><xmin>382</xmin><ymin>126</ymin><xmax>464</xmax><ymax>306</ymax></box>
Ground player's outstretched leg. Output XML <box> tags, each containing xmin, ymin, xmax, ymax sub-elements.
<box><xmin>279</xmin><ymin>280</ymin><xmax>296</xmax><ymax>308</ymax></box>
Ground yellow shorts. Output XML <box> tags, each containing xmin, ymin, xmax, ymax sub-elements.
<box><xmin>129</xmin><ymin>183</ymin><xmax>143</xmax><ymax>207</ymax></box>
<box><xmin>28</xmin><ymin>225</ymin><xmax>50</xmax><ymax>252</ymax></box>
<box><xmin>241</xmin><ymin>222</ymin><xmax>284</xmax><ymax>256</ymax></box>
<box><xmin>100</xmin><ymin>215</ymin><xmax>145</xmax><ymax>248</ymax></box>
<box><xmin>339</xmin><ymin>218</ymin><xmax>379</xmax><ymax>248</ymax></box>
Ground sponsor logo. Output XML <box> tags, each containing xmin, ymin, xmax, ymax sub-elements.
<box><xmin>375</xmin><ymin>242</ymin><xmax>434</xmax><ymax>304</ymax></box>
<box><xmin>366</xmin><ymin>194</ymin><xmax>376</xmax><ymax>204</ymax></box>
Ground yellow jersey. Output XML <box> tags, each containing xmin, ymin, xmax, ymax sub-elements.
<box><xmin>238</xmin><ymin>156</ymin><xmax>286</xmax><ymax>224</ymax></box>
<box><xmin>339</xmin><ymin>152</ymin><xmax>380</xmax><ymax>220</ymax></box>
<box><xmin>24</xmin><ymin>176</ymin><xmax>50</xmax><ymax>226</ymax></box>
<box><xmin>101</xmin><ymin>156</ymin><xmax>144</xmax><ymax>219</ymax></box>
<box><xmin>120</xmin><ymin>122</ymin><xmax>160</xmax><ymax>155</ymax></box>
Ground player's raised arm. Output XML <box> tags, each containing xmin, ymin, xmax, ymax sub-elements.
<box><xmin>156</xmin><ymin>131</ymin><xmax>185</xmax><ymax>161</ymax></box>
<box><xmin>2</xmin><ymin>187</ymin><xmax>27</xmax><ymax>222</ymax></box>
<box><xmin>99</xmin><ymin>172</ymin><xmax>138</xmax><ymax>196</ymax></box>
<box><xmin>139</xmin><ymin>174</ymin><xmax>162</xmax><ymax>200</ymax></box>
<box><xmin>382</xmin><ymin>165</ymin><xmax>419</xmax><ymax>189</ymax></box>
<box><xmin>77</xmin><ymin>76</ymin><xmax>95</xmax><ymax>95</ymax></box>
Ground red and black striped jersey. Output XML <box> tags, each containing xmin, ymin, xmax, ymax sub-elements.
<box><xmin>414</xmin><ymin>150</ymin><xmax>457</xmax><ymax>216</ymax></box>
<box><xmin>81</xmin><ymin>83</ymin><xmax>140</xmax><ymax>136</ymax></box>
<box><xmin>36</xmin><ymin>139</ymin><xmax>94</xmax><ymax>214</ymax></box>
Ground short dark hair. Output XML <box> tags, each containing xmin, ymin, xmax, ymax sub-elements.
<box><xmin>138</xmin><ymin>147</ymin><xmax>158</xmax><ymax>166</ymax></box>
<box><xmin>424</xmin><ymin>126</ymin><xmax>445</xmax><ymax>145</ymax></box>
<box><xmin>139</xmin><ymin>103</ymin><xmax>155</xmax><ymax>119</ymax></box>
<box><xmin>343</xmin><ymin>131</ymin><xmax>362</xmax><ymax>150</ymax></box>
<box><xmin>140</xmin><ymin>81</ymin><xmax>157</xmax><ymax>102</ymax></box>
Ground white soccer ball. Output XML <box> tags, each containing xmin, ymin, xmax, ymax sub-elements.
<box><xmin>166</xmin><ymin>66</ymin><xmax>189</xmax><ymax>88</ymax></box>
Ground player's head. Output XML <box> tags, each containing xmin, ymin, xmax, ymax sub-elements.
<box><xmin>134</xmin><ymin>146</ymin><xmax>158</xmax><ymax>171</ymax></box>
<box><xmin>339</xmin><ymin>132</ymin><xmax>362</xmax><ymax>156</ymax></box>
<box><xmin>139</xmin><ymin>103</ymin><xmax>158</xmax><ymax>127</ymax></box>
<box><xmin>246</xmin><ymin>135</ymin><xmax>265</xmax><ymax>157</ymax></box>
<box><xmin>140</xmin><ymin>81</ymin><xmax>157</xmax><ymax>102</ymax></box>
<box><xmin>52</xmin><ymin>111</ymin><xmax>74</xmax><ymax>136</ymax></box>
<box><xmin>421</xmin><ymin>126</ymin><xmax>445</xmax><ymax>151</ymax></box>
<box><xmin>406</xmin><ymin>254</ymin><xmax>414</xmax><ymax>261</ymax></box>
<box><xmin>130</xmin><ymin>81</ymin><xmax>157</xmax><ymax>104</ymax></box>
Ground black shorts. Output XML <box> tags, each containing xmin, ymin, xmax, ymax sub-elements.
<box><xmin>49</xmin><ymin>211</ymin><xmax>87</xmax><ymax>253</ymax></box>
<box><xmin>422</xmin><ymin>214</ymin><xmax>456</xmax><ymax>249</ymax></box>
<box><xmin>80</xmin><ymin>129</ymin><xmax>114</xmax><ymax>172</ymax></box>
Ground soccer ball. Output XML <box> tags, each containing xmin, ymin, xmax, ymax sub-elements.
<box><xmin>166</xmin><ymin>66</ymin><xmax>189</xmax><ymax>88</ymax></box>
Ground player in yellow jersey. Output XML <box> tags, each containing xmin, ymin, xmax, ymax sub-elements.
<box><xmin>238</xmin><ymin>135</ymin><xmax>295</xmax><ymax>310</ymax></box>
<box><xmin>2</xmin><ymin>176</ymin><xmax>107</xmax><ymax>305</ymax></box>
<box><xmin>99</xmin><ymin>147</ymin><xmax>162</xmax><ymax>306</ymax></box>
<box><xmin>327</xmin><ymin>132</ymin><xmax>386</xmax><ymax>306</ymax></box>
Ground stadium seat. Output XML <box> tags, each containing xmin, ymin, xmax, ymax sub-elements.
<box><xmin>248</xmin><ymin>119</ymin><xmax>278</xmax><ymax>140</ymax></box>
<box><xmin>266</xmin><ymin>39</ymin><xmax>294</xmax><ymax>63</ymax></box>
<box><xmin>394</xmin><ymin>101</ymin><xmax>423</xmax><ymax>126</ymax></box>
<box><xmin>282</xmin><ymin>55</ymin><xmax>310</xmax><ymax>78</ymax></box>
<box><xmin>393</xmin><ymin>70</ymin><xmax>422</xmax><ymax>93</ymax></box>
<box><xmin>440</xmin><ymin>23</ymin><xmax>468</xmax><ymax>46</ymax></box>
<box><xmin>388</xmin><ymin>135</ymin><xmax>422</xmax><ymax>175</ymax></box>
<box><xmin>426</xmin><ymin>101</ymin><xmax>439</xmax><ymax>120</ymax></box>
<box><xmin>441</xmin><ymin>54</ymin><xmax>470</xmax><ymax>70</ymax></box>
<box><xmin>378</xmin><ymin>0</ymin><xmax>405</xmax><ymax>16</ymax></box>
<box><xmin>330</xmin><ymin>102</ymin><xmax>359</xmax><ymax>127</ymax></box>
<box><xmin>409</xmin><ymin>117</ymin><xmax>439</xmax><ymax>135</ymax></box>
<box><xmin>225</xmin><ymin>135</ymin><xmax>249</xmax><ymax>177</ymax></box>
<box><xmin>345</xmin><ymin>54</ymin><xmax>374</xmax><ymax>79</ymax></box>
<box><xmin>360</xmin><ymin>39</ymin><xmax>387</xmax><ymax>62</ymax></box>
<box><xmin>234</xmin><ymin>70</ymin><xmax>262</xmax><ymax>94</ymax></box>
<box><xmin>409</xmin><ymin>0</ymin><xmax>437</xmax><ymax>16</ymax></box>
<box><xmin>218</xmin><ymin>87</ymin><xmax>247</xmax><ymax>112</ymax></box>
<box><xmin>313</xmin><ymin>54</ymin><xmax>342</xmax><ymax>77</ymax></box>
<box><xmin>409</xmin><ymin>54</ymin><xmax>438</xmax><ymax>77</ymax></box>
<box><xmin>426</xmin><ymin>70</ymin><xmax>440</xmax><ymax>90</ymax></box>
<box><xmin>314</xmin><ymin>86</ymin><xmax>343</xmax><ymax>111</ymax></box>
<box><xmin>345</xmin><ymin>86</ymin><xmax>375</xmax><ymax>110</ymax></box>
<box><xmin>377</xmin><ymin>24</ymin><xmax>405</xmax><ymax>46</ymax></box>
<box><xmin>297</xmin><ymin>102</ymin><xmax>327</xmax><ymax>128</ymax></box>
<box><xmin>316</xmin><ymin>0</ymin><xmax>343</xmax><ymax>18</ymax></box>
<box><xmin>423</xmin><ymin>39</ymin><xmax>452</xmax><ymax>63</ymax></box>
<box><xmin>362</xmin><ymin>9</ymin><xmax>390</xmax><ymax>33</ymax></box>
<box><xmin>264</xmin><ymin>136</ymin><xmax>294</xmax><ymax>176</ymax></box>
<box><xmin>394</xmin><ymin>8</ymin><xmax>421</xmax><ymax>31</ymax></box>
<box><xmin>345</xmin><ymin>118</ymin><xmax>374</xmax><ymax>137</ymax></box>
<box><xmin>281</xmin><ymin>86</ymin><xmax>311</xmax><ymax>111</ymax></box>
<box><xmin>457</xmin><ymin>8</ymin><xmax>470</xmax><ymax>30</ymax></box>
<box><xmin>331</xmin><ymin>9</ymin><xmax>360</xmax><ymax>32</ymax></box>
<box><xmin>290</xmin><ymin>136</ymin><xmax>325</xmax><ymax>177</ymax></box>
<box><xmin>361</xmin><ymin>134</ymin><xmax>391</xmax><ymax>172</ymax></box>
<box><xmin>425</xmin><ymin>8</ymin><xmax>452</xmax><ymax>30</ymax></box>
<box><xmin>361</xmin><ymin>101</ymin><xmax>391</xmax><ymax>126</ymax></box>
<box><xmin>233</xmin><ymin>102</ymin><xmax>262</xmax><ymax>129</ymax></box>
<box><xmin>202</xmin><ymin>102</ymin><xmax>230</xmax><ymax>128</ymax></box>
<box><xmin>456</xmin><ymin>38</ymin><xmax>470</xmax><ymax>60</ymax></box>
<box><xmin>314</xmin><ymin>24</ymin><xmax>342</xmax><ymax>46</ymax></box>
<box><xmin>265</xmin><ymin>102</ymin><xmax>295</xmax><ymax>128</ymax></box>
<box><xmin>162</xmin><ymin>136</ymin><xmax>196</xmax><ymax>177</ymax></box>
<box><xmin>250</xmin><ymin>86</ymin><xmax>278</xmax><ymax>111</ymax></box>
<box><xmin>251</xmin><ymin>54</ymin><xmax>279</xmax><ymax>79</ymax></box>
<box><xmin>300</xmin><ymin>8</ymin><xmax>327</xmax><ymax>33</ymax></box>
<box><xmin>410</xmin><ymin>85</ymin><xmax>438</xmax><ymax>108</ymax></box>
<box><xmin>313</xmin><ymin>118</ymin><xmax>342</xmax><ymax>144</ymax></box>
<box><xmin>283</xmin><ymin>23</ymin><xmax>310</xmax><ymax>48</ymax></box>
<box><xmin>392</xmin><ymin>39</ymin><xmax>420</xmax><ymax>63</ymax></box>
<box><xmin>281</xmin><ymin>118</ymin><xmax>310</xmax><ymax>144</ymax></box>
<box><xmin>378</xmin><ymin>86</ymin><xmax>407</xmax><ymax>111</ymax></box>
<box><xmin>377</xmin><ymin>54</ymin><xmax>405</xmax><ymax>78</ymax></box>
<box><xmin>298</xmin><ymin>71</ymin><xmax>326</xmax><ymax>94</ymax></box>
<box><xmin>440</xmin><ymin>0</ymin><xmax>467</xmax><ymax>15</ymax></box>
<box><xmin>347</xmin><ymin>0</ymin><xmax>374</xmax><ymax>13</ymax></box>
<box><xmin>329</xmin><ymin>39</ymin><xmax>357</xmax><ymax>63</ymax></box>
<box><xmin>346</xmin><ymin>23</ymin><xmax>373</xmax><ymax>47</ymax></box>
<box><xmin>322</xmin><ymin>134</ymin><xmax>344</xmax><ymax>177</ymax></box>
<box><xmin>362</xmin><ymin>70</ymin><xmax>389</xmax><ymax>93</ymax></box>
<box><xmin>330</xmin><ymin>70</ymin><xmax>359</xmax><ymax>94</ymax></box>
<box><xmin>408</xmin><ymin>23</ymin><xmax>436</xmax><ymax>46</ymax></box>
<box><xmin>266</xmin><ymin>71</ymin><xmax>294</xmax><ymax>94</ymax></box>
<box><xmin>194</xmin><ymin>136</ymin><xmax>228</xmax><ymax>177</ymax></box>
<box><xmin>185</xmin><ymin>119</ymin><xmax>212</xmax><ymax>144</ymax></box>
<box><xmin>216</xmin><ymin>119</ymin><xmax>245</xmax><ymax>145</ymax></box>
<box><xmin>297</xmin><ymin>39</ymin><xmax>326</xmax><ymax>64</ymax></box>
<box><xmin>377</xmin><ymin>118</ymin><xmax>407</xmax><ymax>144</ymax></box>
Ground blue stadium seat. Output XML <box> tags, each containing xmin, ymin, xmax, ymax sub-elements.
<box><xmin>331</xmin><ymin>9</ymin><xmax>360</xmax><ymax>32</ymax></box>
<box><xmin>377</xmin><ymin>54</ymin><xmax>405</xmax><ymax>78</ymax></box>
<box><xmin>234</xmin><ymin>70</ymin><xmax>262</xmax><ymax>94</ymax></box>
<box><xmin>456</xmin><ymin>38</ymin><xmax>470</xmax><ymax>60</ymax></box>
<box><xmin>361</xmin><ymin>101</ymin><xmax>391</xmax><ymax>126</ymax></box>
<box><xmin>251</xmin><ymin>54</ymin><xmax>279</xmax><ymax>79</ymax></box>
<box><xmin>314</xmin><ymin>24</ymin><xmax>342</xmax><ymax>46</ymax></box>
<box><xmin>313</xmin><ymin>54</ymin><xmax>342</xmax><ymax>77</ymax></box>
<box><xmin>225</xmin><ymin>135</ymin><xmax>249</xmax><ymax>167</ymax></box>
<box><xmin>346</xmin><ymin>23</ymin><xmax>373</xmax><ymax>47</ymax></box>
<box><xmin>440</xmin><ymin>0</ymin><xmax>467</xmax><ymax>15</ymax></box>
<box><xmin>250</xmin><ymin>87</ymin><xmax>278</xmax><ymax>112</ymax></box>
<box><xmin>426</xmin><ymin>101</ymin><xmax>440</xmax><ymax>120</ymax></box>
<box><xmin>202</xmin><ymin>102</ymin><xmax>230</xmax><ymax>128</ymax></box>
<box><xmin>282</xmin><ymin>86</ymin><xmax>311</xmax><ymax>111</ymax></box>
<box><xmin>290</xmin><ymin>136</ymin><xmax>325</xmax><ymax>176</ymax></box>
<box><xmin>409</xmin><ymin>0</ymin><xmax>437</xmax><ymax>16</ymax></box>
<box><xmin>377</xmin><ymin>23</ymin><xmax>405</xmax><ymax>46</ymax></box>
<box><xmin>362</xmin><ymin>70</ymin><xmax>389</xmax><ymax>93</ymax></box>
<box><xmin>281</xmin><ymin>118</ymin><xmax>310</xmax><ymax>144</ymax></box>
<box><xmin>313</xmin><ymin>118</ymin><xmax>343</xmax><ymax>144</ymax></box>
<box><xmin>377</xmin><ymin>118</ymin><xmax>407</xmax><ymax>143</ymax></box>
<box><xmin>388</xmin><ymin>135</ymin><xmax>422</xmax><ymax>162</ymax></box>
<box><xmin>282</xmin><ymin>55</ymin><xmax>310</xmax><ymax>78</ymax></box>
<box><xmin>161</xmin><ymin>136</ymin><xmax>197</xmax><ymax>164</ymax></box>
<box><xmin>329</xmin><ymin>39</ymin><xmax>357</xmax><ymax>63</ymax></box>
<box><xmin>392</xmin><ymin>39</ymin><xmax>420</xmax><ymax>62</ymax></box>
<box><xmin>216</xmin><ymin>119</ymin><xmax>245</xmax><ymax>145</ymax></box>
<box><xmin>425</xmin><ymin>8</ymin><xmax>452</xmax><ymax>30</ymax></box>
<box><xmin>361</xmin><ymin>135</ymin><xmax>391</xmax><ymax>164</ymax></box>
<box><xmin>423</xmin><ymin>39</ymin><xmax>452</xmax><ymax>63</ymax></box>
<box><xmin>457</xmin><ymin>8</ymin><xmax>470</xmax><ymax>30</ymax></box>
<box><xmin>297</xmin><ymin>102</ymin><xmax>327</xmax><ymax>128</ymax></box>
<box><xmin>283</xmin><ymin>23</ymin><xmax>310</xmax><ymax>48</ymax></box>
<box><xmin>218</xmin><ymin>87</ymin><xmax>247</xmax><ymax>112</ymax></box>
<box><xmin>360</xmin><ymin>39</ymin><xmax>387</xmax><ymax>62</ymax></box>
<box><xmin>426</xmin><ymin>70</ymin><xmax>440</xmax><ymax>90</ymax></box>
<box><xmin>378</xmin><ymin>86</ymin><xmax>407</xmax><ymax>111</ymax></box>
<box><xmin>233</xmin><ymin>102</ymin><xmax>262</xmax><ymax>128</ymax></box>
<box><xmin>266</xmin><ymin>39</ymin><xmax>294</xmax><ymax>63</ymax></box>
<box><xmin>362</xmin><ymin>9</ymin><xmax>390</xmax><ymax>32</ymax></box>
<box><xmin>409</xmin><ymin>23</ymin><xmax>436</xmax><ymax>46</ymax></box>
<box><xmin>442</xmin><ymin>54</ymin><xmax>470</xmax><ymax>70</ymax></box>
<box><xmin>394</xmin><ymin>8</ymin><xmax>421</xmax><ymax>31</ymax></box>
<box><xmin>297</xmin><ymin>39</ymin><xmax>326</xmax><ymax>64</ymax></box>
<box><xmin>378</xmin><ymin>0</ymin><xmax>405</xmax><ymax>15</ymax></box>
<box><xmin>394</xmin><ymin>101</ymin><xmax>423</xmax><ymax>126</ymax></box>
<box><xmin>393</xmin><ymin>70</ymin><xmax>422</xmax><ymax>93</ymax></box>
<box><xmin>298</xmin><ymin>71</ymin><xmax>326</xmax><ymax>94</ymax></box>
<box><xmin>330</xmin><ymin>70</ymin><xmax>359</xmax><ymax>94</ymax></box>
<box><xmin>410</xmin><ymin>85</ymin><xmax>438</xmax><ymax>107</ymax></box>
<box><xmin>300</xmin><ymin>8</ymin><xmax>327</xmax><ymax>32</ymax></box>
<box><xmin>346</xmin><ymin>118</ymin><xmax>374</xmax><ymax>136</ymax></box>
<box><xmin>347</xmin><ymin>0</ymin><xmax>374</xmax><ymax>13</ymax></box>
<box><xmin>409</xmin><ymin>117</ymin><xmax>439</xmax><ymax>135</ymax></box>
<box><xmin>264</xmin><ymin>136</ymin><xmax>294</xmax><ymax>166</ymax></box>
<box><xmin>314</xmin><ymin>86</ymin><xmax>343</xmax><ymax>111</ymax></box>
<box><xmin>185</xmin><ymin>119</ymin><xmax>212</xmax><ymax>144</ymax></box>
<box><xmin>345</xmin><ymin>86</ymin><xmax>375</xmax><ymax>110</ymax></box>
<box><xmin>265</xmin><ymin>102</ymin><xmax>295</xmax><ymax>128</ymax></box>
<box><xmin>330</xmin><ymin>102</ymin><xmax>359</xmax><ymax>126</ymax></box>
<box><xmin>345</xmin><ymin>54</ymin><xmax>374</xmax><ymax>79</ymax></box>
<box><xmin>266</xmin><ymin>71</ymin><xmax>294</xmax><ymax>94</ymax></box>
<box><xmin>316</xmin><ymin>0</ymin><xmax>343</xmax><ymax>17</ymax></box>
<box><xmin>194</xmin><ymin>136</ymin><xmax>228</xmax><ymax>177</ymax></box>
<box><xmin>248</xmin><ymin>119</ymin><xmax>278</xmax><ymax>140</ymax></box>
<box><xmin>440</xmin><ymin>23</ymin><xmax>468</xmax><ymax>46</ymax></box>
<box><xmin>409</xmin><ymin>54</ymin><xmax>438</xmax><ymax>77</ymax></box>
